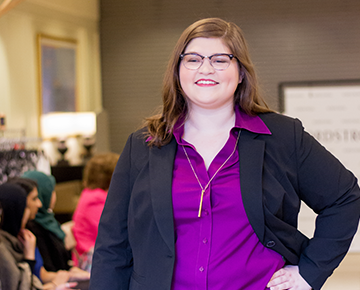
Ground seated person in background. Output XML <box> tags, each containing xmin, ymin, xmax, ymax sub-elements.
<box><xmin>72</xmin><ymin>152</ymin><xmax>119</xmax><ymax>269</ymax></box>
<box><xmin>20</xmin><ymin>171</ymin><xmax>71</xmax><ymax>272</ymax></box>
<box><xmin>0</xmin><ymin>183</ymin><xmax>77</xmax><ymax>290</ymax></box>
<box><xmin>7</xmin><ymin>177</ymin><xmax>46</xmax><ymax>279</ymax></box>
<box><xmin>8</xmin><ymin>174</ymin><xmax>90</xmax><ymax>285</ymax></box>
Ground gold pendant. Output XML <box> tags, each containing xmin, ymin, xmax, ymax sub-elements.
<box><xmin>198</xmin><ymin>189</ymin><xmax>205</xmax><ymax>217</ymax></box>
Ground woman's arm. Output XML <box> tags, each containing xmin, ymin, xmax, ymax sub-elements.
<box><xmin>40</xmin><ymin>267</ymin><xmax>69</xmax><ymax>284</ymax></box>
<box><xmin>259</xmin><ymin>114</ymin><xmax>360</xmax><ymax>289</ymax></box>
<box><xmin>42</xmin><ymin>271</ymin><xmax>68</xmax><ymax>289</ymax></box>
<box><xmin>293</xmin><ymin>120</ymin><xmax>360</xmax><ymax>289</ymax></box>
<box><xmin>89</xmin><ymin>133</ymin><xmax>136</xmax><ymax>289</ymax></box>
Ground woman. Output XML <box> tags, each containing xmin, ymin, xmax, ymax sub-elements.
<box><xmin>72</xmin><ymin>152</ymin><xmax>119</xmax><ymax>270</ymax></box>
<box><xmin>0</xmin><ymin>183</ymin><xmax>77</xmax><ymax>290</ymax></box>
<box><xmin>20</xmin><ymin>171</ymin><xmax>71</xmax><ymax>273</ymax></box>
<box><xmin>89</xmin><ymin>18</ymin><xmax>360</xmax><ymax>290</ymax></box>
<box><xmin>6</xmin><ymin>177</ymin><xmax>45</xmax><ymax>279</ymax></box>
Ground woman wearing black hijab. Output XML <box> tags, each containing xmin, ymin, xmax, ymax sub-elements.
<box><xmin>0</xmin><ymin>183</ymin><xmax>40</xmax><ymax>290</ymax></box>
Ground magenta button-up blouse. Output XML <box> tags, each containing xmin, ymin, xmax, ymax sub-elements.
<box><xmin>171</xmin><ymin>109</ymin><xmax>285</xmax><ymax>290</ymax></box>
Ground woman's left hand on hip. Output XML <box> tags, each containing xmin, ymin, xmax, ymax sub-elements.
<box><xmin>267</xmin><ymin>265</ymin><xmax>312</xmax><ymax>290</ymax></box>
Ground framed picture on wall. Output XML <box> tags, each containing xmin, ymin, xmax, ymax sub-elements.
<box><xmin>37</xmin><ymin>34</ymin><xmax>78</xmax><ymax>114</ymax></box>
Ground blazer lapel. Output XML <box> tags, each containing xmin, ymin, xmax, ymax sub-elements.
<box><xmin>239</xmin><ymin>130</ymin><xmax>266</xmax><ymax>242</ymax></box>
<box><xmin>149</xmin><ymin>138</ymin><xmax>177</xmax><ymax>253</ymax></box>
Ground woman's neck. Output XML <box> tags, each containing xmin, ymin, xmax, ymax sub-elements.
<box><xmin>182</xmin><ymin>103</ymin><xmax>236</xmax><ymax>169</ymax></box>
<box><xmin>184</xmin><ymin>103</ymin><xmax>235</xmax><ymax>136</ymax></box>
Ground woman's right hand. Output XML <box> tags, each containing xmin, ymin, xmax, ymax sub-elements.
<box><xmin>17</xmin><ymin>228</ymin><xmax>36</xmax><ymax>260</ymax></box>
<box><xmin>68</xmin><ymin>266</ymin><xmax>90</xmax><ymax>281</ymax></box>
<box><xmin>52</xmin><ymin>270</ymin><xmax>71</xmax><ymax>286</ymax></box>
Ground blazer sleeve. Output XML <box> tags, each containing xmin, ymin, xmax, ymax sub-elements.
<box><xmin>293</xmin><ymin>120</ymin><xmax>360</xmax><ymax>289</ymax></box>
<box><xmin>89</xmin><ymin>133</ymin><xmax>135</xmax><ymax>290</ymax></box>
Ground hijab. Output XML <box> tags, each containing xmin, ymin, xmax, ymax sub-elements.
<box><xmin>22</xmin><ymin>170</ymin><xmax>65</xmax><ymax>241</ymax></box>
<box><xmin>0</xmin><ymin>183</ymin><xmax>27</xmax><ymax>238</ymax></box>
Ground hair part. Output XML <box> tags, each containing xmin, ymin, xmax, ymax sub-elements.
<box><xmin>145</xmin><ymin>17</ymin><xmax>273</xmax><ymax>147</ymax></box>
<box><xmin>7</xmin><ymin>177</ymin><xmax>38</xmax><ymax>196</ymax></box>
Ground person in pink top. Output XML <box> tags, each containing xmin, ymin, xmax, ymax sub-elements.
<box><xmin>72</xmin><ymin>152</ymin><xmax>119</xmax><ymax>269</ymax></box>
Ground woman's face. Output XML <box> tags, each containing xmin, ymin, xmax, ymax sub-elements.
<box><xmin>179</xmin><ymin>37</ymin><xmax>242</xmax><ymax>111</ymax></box>
<box><xmin>21</xmin><ymin>207</ymin><xmax>31</xmax><ymax>229</ymax></box>
<box><xmin>26</xmin><ymin>188</ymin><xmax>42</xmax><ymax>220</ymax></box>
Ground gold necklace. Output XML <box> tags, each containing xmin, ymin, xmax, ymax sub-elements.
<box><xmin>181</xmin><ymin>130</ymin><xmax>241</xmax><ymax>217</ymax></box>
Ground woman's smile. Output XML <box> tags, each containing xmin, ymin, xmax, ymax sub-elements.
<box><xmin>195</xmin><ymin>78</ymin><xmax>219</xmax><ymax>86</ymax></box>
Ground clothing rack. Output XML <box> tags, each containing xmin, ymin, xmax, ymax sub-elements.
<box><xmin>0</xmin><ymin>134</ymin><xmax>50</xmax><ymax>184</ymax></box>
<box><xmin>0</xmin><ymin>128</ymin><xmax>42</xmax><ymax>151</ymax></box>
<box><xmin>0</xmin><ymin>137</ymin><xmax>43</xmax><ymax>151</ymax></box>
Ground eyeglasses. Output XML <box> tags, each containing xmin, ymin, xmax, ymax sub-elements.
<box><xmin>180</xmin><ymin>53</ymin><xmax>237</xmax><ymax>71</ymax></box>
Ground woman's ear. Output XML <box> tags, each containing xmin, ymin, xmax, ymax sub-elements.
<box><xmin>239</xmin><ymin>70</ymin><xmax>245</xmax><ymax>84</ymax></box>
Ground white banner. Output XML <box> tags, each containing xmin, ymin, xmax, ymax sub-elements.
<box><xmin>281</xmin><ymin>81</ymin><xmax>360</xmax><ymax>252</ymax></box>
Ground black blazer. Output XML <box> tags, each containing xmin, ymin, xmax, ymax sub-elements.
<box><xmin>89</xmin><ymin>112</ymin><xmax>360</xmax><ymax>290</ymax></box>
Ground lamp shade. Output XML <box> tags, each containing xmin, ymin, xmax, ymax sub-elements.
<box><xmin>41</xmin><ymin>112</ymin><xmax>96</xmax><ymax>139</ymax></box>
<box><xmin>74</xmin><ymin>112</ymin><xmax>97</xmax><ymax>136</ymax></box>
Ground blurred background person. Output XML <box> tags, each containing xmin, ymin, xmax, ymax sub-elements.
<box><xmin>72</xmin><ymin>152</ymin><xmax>119</xmax><ymax>271</ymax></box>
<box><xmin>20</xmin><ymin>172</ymin><xmax>71</xmax><ymax>272</ymax></box>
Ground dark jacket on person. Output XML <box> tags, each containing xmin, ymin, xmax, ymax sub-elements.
<box><xmin>89</xmin><ymin>112</ymin><xmax>360</xmax><ymax>290</ymax></box>
<box><xmin>27</xmin><ymin>220</ymin><xmax>71</xmax><ymax>272</ymax></box>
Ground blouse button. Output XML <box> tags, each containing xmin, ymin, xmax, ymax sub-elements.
<box><xmin>203</xmin><ymin>238</ymin><xmax>208</xmax><ymax>244</ymax></box>
<box><xmin>266</xmin><ymin>240</ymin><xmax>276</xmax><ymax>248</ymax></box>
<box><xmin>199</xmin><ymin>267</ymin><xmax>204</xmax><ymax>272</ymax></box>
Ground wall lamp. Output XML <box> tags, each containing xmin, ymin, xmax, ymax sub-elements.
<box><xmin>41</xmin><ymin>112</ymin><xmax>96</xmax><ymax>165</ymax></box>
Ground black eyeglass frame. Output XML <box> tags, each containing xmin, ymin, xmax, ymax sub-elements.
<box><xmin>179</xmin><ymin>53</ymin><xmax>239</xmax><ymax>71</ymax></box>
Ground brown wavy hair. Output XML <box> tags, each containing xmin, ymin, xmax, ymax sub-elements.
<box><xmin>83</xmin><ymin>152</ymin><xmax>120</xmax><ymax>191</ymax></box>
<box><xmin>145</xmin><ymin>17</ymin><xmax>272</xmax><ymax>147</ymax></box>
